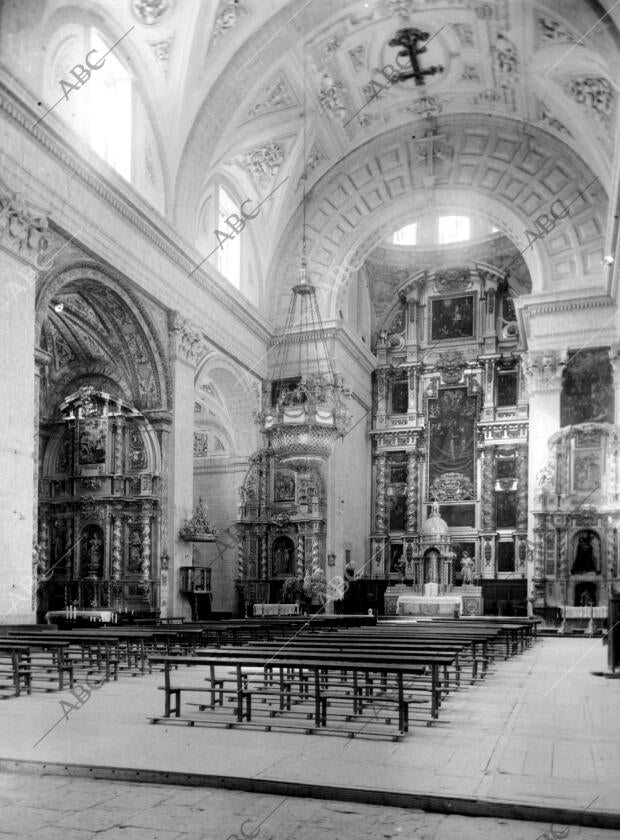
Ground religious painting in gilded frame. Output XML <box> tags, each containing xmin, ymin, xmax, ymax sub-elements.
<box><xmin>430</xmin><ymin>294</ymin><xmax>475</xmax><ymax>341</ymax></box>
<box><xmin>571</xmin><ymin>447</ymin><xmax>602</xmax><ymax>494</ymax></box>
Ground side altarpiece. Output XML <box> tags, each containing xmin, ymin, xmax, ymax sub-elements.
<box><xmin>235</xmin><ymin>450</ymin><xmax>326</xmax><ymax>612</ymax></box>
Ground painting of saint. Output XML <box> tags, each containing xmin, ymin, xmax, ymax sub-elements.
<box><xmin>78</xmin><ymin>420</ymin><xmax>106</xmax><ymax>465</ymax></box>
<box><xmin>428</xmin><ymin>388</ymin><xmax>476</xmax><ymax>483</ymax></box>
<box><xmin>573</xmin><ymin>452</ymin><xmax>601</xmax><ymax>493</ymax></box>
<box><xmin>388</xmin><ymin>494</ymin><xmax>407</xmax><ymax>531</ymax></box>
<box><xmin>560</xmin><ymin>348</ymin><xmax>613</xmax><ymax>426</ymax></box>
<box><xmin>431</xmin><ymin>295</ymin><xmax>475</xmax><ymax>341</ymax></box>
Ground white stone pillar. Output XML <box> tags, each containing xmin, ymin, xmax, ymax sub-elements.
<box><xmin>0</xmin><ymin>217</ymin><xmax>44</xmax><ymax>622</ymax></box>
<box><xmin>168</xmin><ymin>313</ymin><xmax>205</xmax><ymax>618</ymax></box>
<box><xmin>524</xmin><ymin>351</ymin><xmax>565</xmax><ymax>602</ymax></box>
<box><xmin>524</xmin><ymin>351</ymin><xmax>565</xmax><ymax>535</ymax></box>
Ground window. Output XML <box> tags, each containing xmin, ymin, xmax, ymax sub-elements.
<box><xmin>214</xmin><ymin>186</ymin><xmax>241</xmax><ymax>289</ymax></box>
<box><xmin>437</xmin><ymin>216</ymin><xmax>470</xmax><ymax>244</ymax></box>
<box><xmin>87</xmin><ymin>31</ymin><xmax>132</xmax><ymax>179</ymax></box>
<box><xmin>57</xmin><ymin>30</ymin><xmax>132</xmax><ymax>180</ymax></box>
<box><xmin>393</xmin><ymin>223</ymin><xmax>417</xmax><ymax>246</ymax></box>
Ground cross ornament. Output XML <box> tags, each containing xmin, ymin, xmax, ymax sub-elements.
<box><xmin>389</xmin><ymin>27</ymin><xmax>444</xmax><ymax>87</ymax></box>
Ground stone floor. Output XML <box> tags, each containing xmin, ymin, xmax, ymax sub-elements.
<box><xmin>1</xmin><ymin>773</ymin><xmax>620</xmax><ymax>840</ymax></box>
<box><xmin>0</xmin><ymin>636</ymin><xmax>618</xmax><ymax>838</ymax></box>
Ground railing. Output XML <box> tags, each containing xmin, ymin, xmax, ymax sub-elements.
<box><xmin>42</xmin><ymin>579</ymin><xmax>160</xmax><ymax>611</ymax></box>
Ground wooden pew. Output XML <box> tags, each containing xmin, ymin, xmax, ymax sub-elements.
<box><xmin>149</xmin><ymin>651</ymin><xmax>451</xmax><ymax>738</ymax></box>
<box><xmin>1</xmin><ymin>638</ymin><xmax>73</xmax><ymax>691</ymax></box>
<box><xmin>193</xmin><ymin>645</ymin><xmax>456</xmax><ymax>723</ymax></box>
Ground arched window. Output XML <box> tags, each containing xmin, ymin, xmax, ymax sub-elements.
<box><xmin>213</xmin><ymin>186</ymin><xmax>241</xmax><ymax>289</ymax></box>
<box><xmin>393</xmin><ymin>223</ymin><xmax>417</xmax><ymax>246</ymax></box>
<box><xmin>437</xmin><ymin>216</ymin><xmax>470</xmax><ymax>244</ymax></box>
<box><xmin>47</xmin><ymin>28</ymin><xmax>133</xmax><ymax>180</ymax></box>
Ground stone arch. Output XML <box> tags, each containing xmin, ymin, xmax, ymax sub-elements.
<box><xmin>268</xmin><ymin>115</ymin><xmax>606</xmax><ymax>322</ymax></box>
<box><xmin>37</xmin><ymin>261</ymin><xmax>171</xmax><ymax>417</ymax></box>
<box><xmin>195</xmin><ymin>351</ymin><xmax>260</xmax><ymax>457</ymax></box>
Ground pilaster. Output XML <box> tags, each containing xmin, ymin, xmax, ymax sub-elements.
<box><xmin>167</xmin><ymin>312</ymin><xmax>206</xmax><ymax>618</ymax></box>
<box><xmin>0</xmin><ymin>183</ymin><xmax>49</xmax><ymax>622</ymax></box>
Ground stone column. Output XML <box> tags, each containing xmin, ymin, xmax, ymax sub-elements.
<box><xmin>0</xmin><ymin>198</ymin><xmax>47</xmax><ymax>622</ymax></box>
<box><xmin>524</xmin><ymin>351</ymin><xmax>565</xmax><ymax>593</ymax></box>
<box><xmin>168</xmin><ymin>313</ymin><xmax>205</xmax><ymax>617</ymax></box>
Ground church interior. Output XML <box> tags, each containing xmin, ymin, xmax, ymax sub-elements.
<box><xmin>1</xmin><ymin>0</ymin><xmax>620</xmax><ymax>837</ymax></box>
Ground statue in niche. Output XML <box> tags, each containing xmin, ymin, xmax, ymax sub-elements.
<box><xmin>81</xmin><ymin>525</ymin><xmax>104</xmax><ymax>578</ymax></box>
<box><xmin>272</xmin><ymin>537</ymin><xmax>294</xmax><ymax>575</ymax></box>
<box><xmin>571</xmin><ymin>530</ymin><xmax>600</xmax><ymax>575</ymax></box>
<box><xmin>128</xmin><ymin>529</ymin><xmax>143</xmax><ymax>574</ymax></box>
<box><xmin>460</xmin><ymin>551</ymin><xmax>475</xmax><ymax>585</ymax></box>
<box><xmin>423</xmin><ymin>549</ymin><xmax>439</xmax><ymax>583</ymax></box>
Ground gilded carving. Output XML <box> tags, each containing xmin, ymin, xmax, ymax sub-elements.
<box><xmin>375</xmin><ymin>455</ymin><xmax>387</xmax><ymax>532</ymax></box>
<box><xmin>406</xmin><ymin>452</ymin><xmax>418</xmax><ymax>532</ymax></box>
<box><xmin>481</xmin><ymin>449</ymin><xmax>495</xmax><ymax>530</ymax></box>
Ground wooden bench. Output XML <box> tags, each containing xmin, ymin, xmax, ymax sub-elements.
<box><xmin>193</xmin><ymin>647</ymin><xmax>454</xmax><ymax>723</ymax></box>
<box><xmin>149</xmin><ymin>653</ymin><xmax>446</xmax><ymax>738</ymax></box>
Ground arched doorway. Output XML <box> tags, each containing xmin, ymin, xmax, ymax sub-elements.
<box><xmin>36</xmin><ymin>268</ymin><xmax>169</xmax><ymax>620</ymax></box>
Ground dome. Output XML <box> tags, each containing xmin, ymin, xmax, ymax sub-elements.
<box><xmin>421</xmin><ymin>501</ymin><xmax>449</xmax><ymax>538</ymax></box>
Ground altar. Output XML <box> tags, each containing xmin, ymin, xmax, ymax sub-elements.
<box><xmin>385</xmin><ymin>503</ymin><xmax>484</xmax><ymax>617</ymax></box>
<box><xmin>397</xmin><ymin>582</ymin><xmax>463</xmax><ymax>616</ymax></box>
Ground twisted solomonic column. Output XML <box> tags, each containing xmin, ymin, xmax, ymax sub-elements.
<box><xmin>297</xmin><ymin>531</ymin><xmax>305</xmax><ymax>577</ymax></box>
<box><xmin>406</xmin><ymin>451</ymin><xmax>418</xmax><ymax>532</ymax></box>
<box><xmin>375</xmin><ymin>454</ymin><xmax>387</xmax><ymax>533</ymax></box>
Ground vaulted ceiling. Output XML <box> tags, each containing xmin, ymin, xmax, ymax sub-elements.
<box><xmin>3</xmin><ymin>0</ymin><xmax>619</xmax><ymax>325</ymax></box>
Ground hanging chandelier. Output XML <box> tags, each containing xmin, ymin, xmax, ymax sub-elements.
<box><xmin>259</xmin><ymin>54</ymin><xmax>351</xmax><ymax>469</ymax></box>
<box><xmin>259</xmin><ymin>259</ymin><xmax>351</xmax><ymax>469</ymax></box>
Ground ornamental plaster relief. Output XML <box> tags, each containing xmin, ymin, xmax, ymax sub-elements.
<box><xmin>0</xmin><ymin>181</ymin><xmax>50</xmax><ymax>267</ymax></box>
<box><xmin>169</xmin><ymin>313</ymin><xmax>207</xmax><ymax>366</ymax></box>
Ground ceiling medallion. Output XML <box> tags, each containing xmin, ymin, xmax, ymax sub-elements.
<box><xmin>131</xmin><ymin>0</ymin><xmax>173</xmax><ymax>25</ymax></box>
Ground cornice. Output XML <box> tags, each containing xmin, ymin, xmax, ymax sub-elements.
<box><xmin>518</xmin><ymin>293</ymin><xmax>613</xmax><ymax>318</ymax></box>
<box><xmin>0</xmin><ymin>71</ymin><xmax>272</xmax><ymax>346</ymax></box>
<box><xmin>272</xmin><ymin>322</ymin><xmax>376</xmax><ymax>375</ymax></box>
